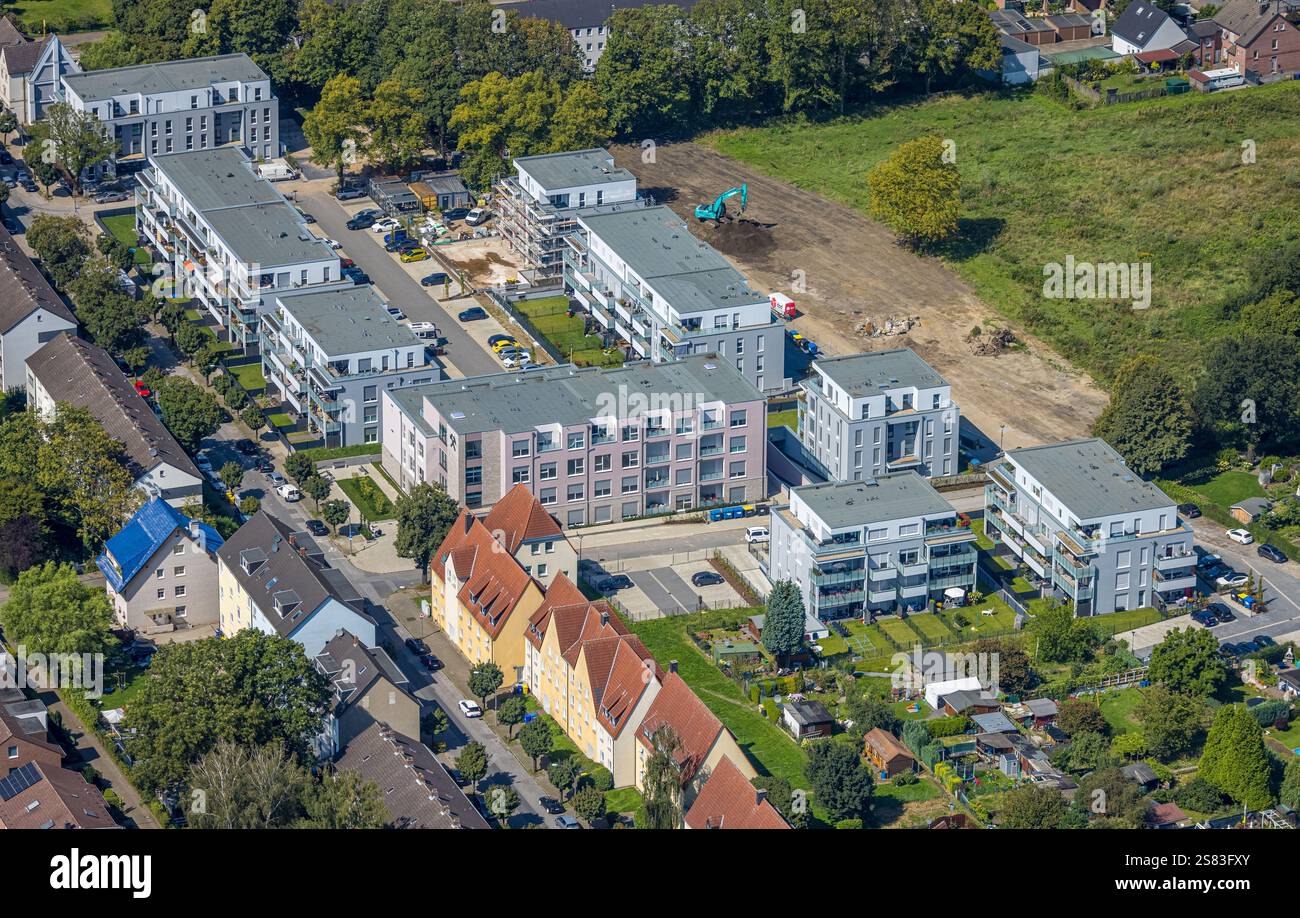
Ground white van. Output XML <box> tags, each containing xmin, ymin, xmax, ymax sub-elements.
<box><xmin>745</xmin><ymin>526</ymin><xmax>770</xmax><ymax>544</ymax></box>
<box><xmin>408</xmin><ymin>321</ymin><xmax>438</xmax><ymax>339</ymax></box>
<box><xmin>276</xmin><ymin>484</ymin><xmax>302</xmax><ymax>502</ymax></box>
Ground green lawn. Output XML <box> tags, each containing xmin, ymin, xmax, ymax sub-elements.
<box><xmin>628</xmin><ymin>611</ymin><xmax>811</xmax><ymax>793</ymax></box>
<box><xmin>225</xmin><ymin>361</ymin><xmax>265</xmax><ymax>394</ymax></box>
<box><xmin>971</xmin><ymin>518</ymin><xmax>995</xmax><ymax>552</ymax></box>
<box><xmin>604</xmin><ymin>786</ymin><xmax>644</xmax><ymax>815</ymax></box>
<box><xmin>10</xmin><ymin>0</ymin><xmax>110</xmax><ymax>31</ymax></box>
<box><xmin>100</xmin><ymin>662</ymin><xmax>149</xmax><ymax>708</ymax></box>
<box><xmin>515</xmin><ymin>294</ymin><xmax>623</xmax><ymax>369</ymax></box>
<box><xmin>265</xmin><ymin>411</ymin><xmax>294</xmax><ymax>429</ymax></box>
<box><xmin>1192</xmin><ymin>470</ymin><xmax>1268</xmax><ymax>509</ymax></box>
<box><xmin>906</xmin><ymin>613</ymin><xmax>951</xmax><ymax>642</ymax></box>
<box><xmin>876</xmin><ymin>616</ymin><xmax>918</xmax><ymax>648</ymax></box>
<box><xmin>1098</xmin><ymin>687</ymin><xmax>1143</xmax><ymax>734</ymax></box>
<box><xmin>707</xmin><ymin>81</ymin><xmax>1300</xmax><ymax>386</ymax></box>
<box><xmin>337</xmin><ymin>475</ymin><xmax>396</xmax><ymax>521</ymax></box>
<box><xmin>99</xmin><ymin>213</ymin><xmax>151</xmax><ymax>266</ymax></box>
<box><xmin>768</xmin><ymin>408</ymin><xmax>797</xmax><ymax>429</ymax></box>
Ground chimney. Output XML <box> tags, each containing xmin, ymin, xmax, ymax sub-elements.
<box><xmin>599</xmin><ymin>609</ymin><xmax>609</xmax><ymax>628</ymax></box>
<box><xmin>669</xmin><ymin>660</ymin><xmax>678</xmax><ymax>674</ymax></box>
<box><xmin>756</xmin><ymin>787</ymin><xmax>768</xmax><ymax>806</ymax></box>
<box><xmin>464</xmin><ymin>513</ymin><xmax>473</xmax><ymax>534</ymax></box>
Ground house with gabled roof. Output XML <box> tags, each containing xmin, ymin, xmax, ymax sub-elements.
<box><xmin>95</xmin><ymin>497</ymin><xmax>224</xmax><ymax>635</ymax></box>
<box><xmin>0</xmin><ymin>217</ymin><xmax>77</xmax><ymax>394</ymax></box>
<box><xmin>1112</xmin><ymin>2</ymin><xmax>1191</xmax><ymax>54</ymax></box>
<box><xmin>685</xmin><ymin>756</ymin><xmax>790</xmax><ymax>829</ymax></box>
<box><xmin>314</xmin><ymin>630</ymin><xmax>420</xmax><ymax>759</ymax></box>
<box><xmin>482</xmin><ymin>483</ymin><xmax>574</xmax><ymax>589</ymax></box>
<box><xmin>216</xmin><ymin>511</ymin><xmax>375</xmax><ymax>656</ymax></box>
<box><xmin>1216</xmin><ymin>0</ymin><xmax>1300</xmax><ymax>76</ymax></box>
<box><xmin>634</xmin><ymin>669</ymin><xmax>755</xmax><ymax>814</ymax></box>
<box><xmin>430</xmin><ymin>503</ymin><xmax>547</xmax><ymax>684</ymax></box>
<box><xmin>523</xmin><ymin>573</ymin><xmax>660</xmax><ymax>785</ymax></box>
<box><xmin>0</xmin><ymin>761</ymin><xmax>116</xmax><ymax>828</ymax></box>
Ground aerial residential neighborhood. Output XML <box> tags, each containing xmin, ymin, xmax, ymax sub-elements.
<box><xmin>0</xmin><ymin>0</ymin><xmax>1293</xmax><ymax>883</ymax></box>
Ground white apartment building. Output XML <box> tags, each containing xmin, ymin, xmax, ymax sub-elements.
<box><xmin>495</xmin><ymin>148</ymin><xmax>640</xmax><ymax>279</ymax></box>
<box><xmin>769</xmin><ymin>473</ymin><xmax>978</xmax><ymax>622</ymax></box>
<box><xmin>984</xmin><ymin>438</ymin><xmax>1196</xmax><ymax>616</ymax></box>
<box><xmin>564</xmin><ymin>206</ymin><xmax>786</xmax><ymax>393</ymax></box>
<box><xmin>136</xmin><ymin>147</ymin><xmax>340</xmax><ymax>350</ymax></box>
<box><xmin>799</xmin><ymin>349</ymin><xmax>960</xmax><ymax>481</ymax></box>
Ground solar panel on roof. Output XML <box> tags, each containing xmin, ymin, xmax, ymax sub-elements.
<box><xmin>0</xmin><ymin>762</ymin><xmax>41</xmax><ymax>800</ymax></box>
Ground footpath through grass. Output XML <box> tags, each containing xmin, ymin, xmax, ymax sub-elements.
<box><xmin>707</xmin><ymin>82</ymin><xmax>1300</xmax><ymax>386</ymax></box>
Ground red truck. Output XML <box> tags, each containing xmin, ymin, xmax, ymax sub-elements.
<box><xmin>770</xmin><ymin>292</ymin><xmax>796</xmax><ymax>320</ymax></box>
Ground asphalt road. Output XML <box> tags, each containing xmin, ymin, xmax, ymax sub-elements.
<box><xmin>1188</xmin><ymin>518</ymin><xmax>1300</xmax><ymax>645</ymax></box>
<box><xmin>629</xmin><ymin>567</ymin><xmax>698</xmax><ymax>614</ymax></box>
<box><xmin>291</xmin><ymin>188</ymin><xmax>500</xmax><ymax>377</ymax></box>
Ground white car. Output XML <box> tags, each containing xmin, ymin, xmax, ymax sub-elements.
<box><xmin>458</xmin><ymin>700</ymin><xmax>482</xmax><ymax>718</ymax></box>
<box><xmin>1216</xmin><ymin>570</ymin><xmax>1249</xmax><ymax>588</ymax></box>
<box><xmin>386</xmin><ymin>306</ymin><xmax>406</xmax><ymax>321</ymax></box>
<box><xmin>324</xmin><ymin>237</ymin><xmax>343</xmax><ymax>250</ymax></box>
<box><xmin>1226</xmin><ymin>528</ymin><xmax>1254</xmax><ymax>545</ymax></box>
<box><xmin>745</xmin><ymin>526</ymin><xmax>770</xmax><ymax>544</ymax></box>
<box><xmin>267</xmin><ymin>471</ymin><xmax>286</xmax><ymax>487</ymax></box>
<box><xmin>276</xmin><ymin>483</ymin><xmax>302</xmax><ymax>502</ymax></box>
<box><xmin>371</xmin><ymin>218</ymin><xmax>400</xmax><ymax>234</ymax></box>
<box><xmin>500</xmin><ymin>351</ymin><xmax>532</xmax><ymax>368</ymax></box>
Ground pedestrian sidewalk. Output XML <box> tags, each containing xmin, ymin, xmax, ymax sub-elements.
<box><xmin>48</xmin><ymin>694</ymin><xmax>160</xmax><ymax>829</ymax></box>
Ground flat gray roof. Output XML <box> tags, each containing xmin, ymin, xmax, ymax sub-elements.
<box><xmin>276</xmin><ymin>285</ymin><xmax>422</xmax><ymax>356</ymax></box>
<box><xmin>151</xmin><ymin>148</ymin><xmax>282</xmax><ymax>212</ymax></box>
<box><xmin>204</xmin><ymin>204</ymin><xmax>333</xmax><ymax>268</ymax></box>
<box><xmin>1006</xmin><ymin>438</ymin><xmax>1176</xmax><ymax>520</ymax></box>
<box><xmin>389</xmin><ymin>355</ymin><xmax>761</xmax><ymax>436</ymax></box>
<box><xmin>62</xmin><ymin>53</ymin><xmax>267</xmax><ymax>102</ymax></box>
<box><xmin>578</xmin><ymin>206</ymin><xmax>763</xmax><ymax>313</ymax></box>
<box><xmin>814</xmin><ymin>348</ymin><xmax>947</xmax><ymax>395</ymax></box>
<box><xmin>794</xmin><ymin>472</ymin><xmax>955</xmax><ymax>529</ymax></box>
<box><xmin>515</xmin><ymin>148</ymin><xmax>634</xmax><ymax>191</ymax></box>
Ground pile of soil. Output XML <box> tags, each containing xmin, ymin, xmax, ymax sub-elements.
<box><xmin>694</xmin><ymin>218</ymin><xmax>777</xmax><ymax>261</ymax></box>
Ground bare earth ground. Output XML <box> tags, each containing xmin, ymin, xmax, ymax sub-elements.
<box><xmin>439</xmin><ymin>235</ymin><xmax>527</xmax><ymax>288</ymax></box>
<box><xmin>610</xmin><ymin>142</ymin><xmax>1108</xmax><ymax>450</ymax></box>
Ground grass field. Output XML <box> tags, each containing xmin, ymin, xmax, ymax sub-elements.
<box><xmin>708</xmin><ymin>81</ymin><xmax>1300</xmax><ymax>385</ymax></box>
<box><xmin>265</xmin><ymin>411</ymin><xmax>294</xmax><ymax>429</ymax></box>
<box><xmin>1191</xmin><ymin>470</ymin><xmax>1268</xmax><ymax>508</ymax></box>
<box><xmin>515</xmin><ymin>294</ymin><xmax>623</xmax><ymax>368</ymax></box>
<box><xmin>1099</xmin><ymin>687</ymin><xmax>1143</xmax><ymax>734</ymax></box>
<box><xmin>768</xmin><ymin>408</ymin><xmax>797</xmax><ymax>429</ymax></box>
<box><xmin>225</xmin><ymin>361</ymin><xmax>265</xmax><ymax>394</ymax></box>
<box><xmin>337</xmin><ymin>475</ymin><xmax>396</xmax><ymax>521</ymax></box>
<box><xmin>99</xmin><ymin>214</ymin><xmax>151</xmax><ymax>266</ymax></box>
<box><xmin>906</xmin><ymin>613</ymin><xmax>952</xmax><ymax>642</ymax></box>
<box><xmin>876</xmin><ymin>616</ymin><xmax>918</xmax><ymax>647</ymax></box>
<box><xmin>10</xmin><ymin>0</ymin><xmax>110</xmax><ymax>31</ymax></box>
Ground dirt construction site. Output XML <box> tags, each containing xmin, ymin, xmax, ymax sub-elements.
<box><xmin>610</xmin><ymin>142</ymin><xmax>1108</xmax><ymax>451</ymax></box>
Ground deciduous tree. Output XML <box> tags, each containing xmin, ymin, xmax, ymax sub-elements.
<box><xmin>867</xmin><ymin>135</ymin><xmax>961</xmax><ymax>249</ymax></box>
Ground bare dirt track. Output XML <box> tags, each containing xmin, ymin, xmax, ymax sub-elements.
<box><xmin>610</xmin><ymin>141</ymin><xmax>1108</xmax><ymax>451</ymax></box>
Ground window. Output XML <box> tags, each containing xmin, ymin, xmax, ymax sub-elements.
<box><xmin>594</xmin><ymin>454</ymin><xmax>611</xmax><ymax>472</ymax></box>
<box><xmin>465</xmin><ymin>467</ymin><xmax>482</xmax><ymax>486</ymax></box>
<box><xmin>594</xmin><ymin>479</ymin><xmax>611</xmax><ymax>498</ymax></box>
<box><xmin>173</xmin><ymin>566</ymin><xmax>185</xmax><ymax>576</ymax></box>
<box><xmin>675</xmin><ymin>442</ymin><xmax>693</xmax><ymax>461</ymax></box>
<box><xmin>363</xmin><ymin>385</ymin><xmax>378</xmax><ymax>403</ymax></box>
<box><xmin>175</xmin><ymin>585</ymin><xmax>186</xmax><ymax>597</ymax></box>
<box><xmin>364</xmin><ymin>407</ymin><xmax>378</xmax><ymax>424</ymax></box>
<box><xmin>465</xmin><ymin>440</ymin><xmax>482</xmax><ymax>460</ymax></box>
<box><xmin>539</xmin><ymin>488</ymin><xmax>556</xmax><ymax>506</ymax></box>
<box><xmin>729</xmin><ymin>461</ymin><xmax>746</xmax><ymax>479</ymax></box>
<box><xmin>621</xmin><ymin>476</ymin><xmax>638</xmax><ymax>494</ymax></box>
<box><xmin>622</xmin><ymin>424</ymin><xmax>640</xmax><ymax>442</ymax></box>
<box><xmin>729</xmin><ymin>435</ymin><xmax>746</xmax><ymax>454</ymax></box>
<box><xmin>539</xmin><ymin>463</ymin><xmax>557</xmax><ymax>481</ymax></box>
<box><xmin>512</xmin><ymin>467</ymin><xmax>530</xmax><ymax>484</ymax></box>
<box><xmin>173</xmin><ymin>543</ymin><xmax>186</xmax><ymax>555</ymax></box>
<box><xmin>6</xmin><ymin>746</ymin><xmax>16</xmax><ymax>759</ymax></box>
<box><xmin>157</xmin><ymin>589</ymin><xmax>165</xmax><ymax>600</ymax></box>
<box><xmin>729</xmin><ymin>410</ymin><xmax>747</xmax><ymax>428</ymax></box>
<box><xmin>537</xmin><ymin>563</ymin><xmax>548</xmax><ymax>578</ymax></box>
<box><xmin>567</xmin><ymin>431</ymin><xmax>585</xmax><ymax>450</ymax></box>
<box><xmin>567</xmin><ymin>458</ymin><xmax>584</xmax><ymax>476</ymax></box>
<box><xmin>512</xmin><ymin>440</ymin><xmax>530</xmax><ymax>458</ymax></box>
<box><xmin>621</xmin><ymin>451</ymin><xmax>639</xmax><ymax>469</ymax></box>
<box><xmin>156</xmin><ymin>568</ymin><xmax>164</xmax><ymax>579</ymax></box>
<box><xmin>567</xmin><ymin>483</ymin><xmax>584</xmax><ymax>502</ymax></box>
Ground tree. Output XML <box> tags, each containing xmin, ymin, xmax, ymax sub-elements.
<box><xmin>321</xmin><ymin>499</ymin><xmax>350</xmax><ymax>537</ymax></box>
<box><xmin>1032</xmin><ymin>603</ymin><xmax>1100</xmax><ymax>664</ymax></box>
<box><xmin>186</xmin><ymin>739</ymin><xmax>309</xmax><ymax>829</ymax></box>
<box><xmin>806</xmin><ymin>738</ymin><xmax>874</xmax><ymax>823</ymax></box>
<box><xmin>497</xmin><ymin>693</ymin><xmax>527</xmax><ymax>737</ymax></box>
<box><xmin>283</xmin><ymin>454</ymin><xmax>315</xmax><ymax>486</ymax></box>
<box><xmin>845</xmin><ymin>691</ymin><xmax>901</xmax><ymax>739</ymax></box>
<box><xmin>26</xmin><ymin>215</ymin><xmax>90</xmax><ymax>288</ymax></box>
<box><xmin>486</xmin><ymin>785</ymin><xmax>521</xmax><ymax>825</ymax></box>
<box><xmin>456</xmin><ymin>741</ymin><xmax>489</xmax><ymax>796</ymax></box>
<box><xmin>1056</xmin><ymin>698</ymin><xmax>1109</xmax><ymax>737</ymax></box>
<box><xmin>752</xmin><ymin>775</ymin><xmax>808</xmax><ymax>829</ymax></box>
<box><xmin>44</xmin><ymin>102</ymin><xmax>117</xmax><ymax>196</ymax></box>
<box><xmin>972</xmin><ymin>637</ymin><xmax>1034</xmax><ymax>696</ymax></box>
<box><xmin>468</xmin><ymin>661</ymin><xmax>504</xmax><ymax>712</ymax></box>
<box><xmin>451</xmin><ymin>70</ymin><xmax>563</xmax><ymax>189</ymax></box>
<box><xmin>1091</xmin><ymin>356</ymin><xmax>1195</xmax><ymax>474</ymax></box>
<box><xmin>547</xmin><ymin>758</ymin><xmax>582</xmax><ymax>800</ymax></box>
<box><xmin>394</xmin><ymin>482</ymin><xmax>460</xmax><ymax>581</ymax></box>
<box><xmin>0</xmin><ymin>561</ymin><xmax>115</xmax><ymax>657</ymax></box>
<box><xmin>1054</xmin><ymin>730</ymin><xmax>1114</xmax><ymax>774</ymax></box>
<box><xmin>911</xmin><ymin>0</ymin><xmax>1000</xmax><ymax>94</ymax></box>
<box><xmin>1148</xmin><ymin>626</ymin><xmax>1226</xmax><ymax>697</ymax></box>
<box><xmin>155</xmin><ymin>376</ymin><xmax>224</xmax><ymax>452</ymax></box>
<box><xmin>239</xmin><ymin>495</ymin><xmax>261</xmax><ymax>517</ymax></box>
<box><xmin>999</xmin><ymin>784</ymin><xmax>1066</xmax><ymax>829</ymax></box>
<box><xmin>240</xmin><ymin>404</ymin><xmax>266</xmax><ymax>435</ymax></box>
<box><xmin>76</xmin><ymin>31</ymin><xmax>154</xmax><ymax>71</ymax></box>
<box><xmin>1072</xmin><ymin>765</ymin><xmax>1147</xmax><ymax>828</ymax></box>
<box><xmin>866</xmin><ymin>135</ymin><xmax>962</xmax><ymax>249</ymax></box>
<box><xmin>180</xmin><ymin>0</ymin><xmax>299</xmax><ymax>68</ymax></box>
<box><xmin>762</xmin><ymin>579</ymin><xmax>806</xmax><ymax>663</ymax></box>
<box><xmin>594</xmin><ymin>5</ymin><xmax>693</xmax><ymax>137</ymax></box>
<box><xmin>68</xmin><ymin>262</ymin><xmax>152</xmax><ymax>359</ymax></box>
<box><xmin>518</xmin><ymin>717</ymin><xmax>553</xmax><ymax>771</ymax></box>
<box><xmin>125</xmin><ymin>630</ymin><xmax>332</xmax><ymax>795</ymax></box>
<box><xmin>191</xmin><ymin>342</ymin><xmax>220</xmax><ymax>384</ymax></box>
<box><xmin>1199</xmin><ymin>704</ymin><xmax>1273</xmax><ymax>810</ymax></box>
<box><xmin>28</xmin><ymin>156</ymin><xmax>61</xmax><ymax>198</ymax></box>
<box><xmin>1134</xmin><ymin>685</ymin><xmax>1204</xmax><ymax>761</ymax></box>
<box><xmin>1194</xmin><ymin>333</ymin><xmax>1300</xmax><ymax>455</ymax></box>
<box><xmin>303</xmin><ymin>74</ymin><xmax>367</xmax><ymax>181</ymax></box>
<box><xmin>0</xmin><ymin>109</ymin><xmax>15</xmax><ymax>143</ymax></box>
<box><xmin>548</xmin><ymin>81</ymin><xmax>612</xmax><ymax>153</ymax></box>
<box><xmin>1280</xmin><ymin>757</ymin><xmax>1300</xmax><ymax>811</ymax></box>
<box><xmin>299</xmin><ymin>767</ymin><xmax>388</xmax><ymax>829</ymax></box>
<box><xmin>220</xmin><ymin>461</ymin><xmax>245</xmax><ymax>494</ymax></box>
<box><xmin>300</xmin><ymin>473</ymin><xmax>331</xmax><ymax>511</ymax></box>
<box><xmin>0</xmin><ymin>477</ymin><xmax>48</xmax><ymax>582</ymax></box>
<box><xmin>571</xmin><ymin>785</ymin><xmax>607</xmax><ymax>823</ymax></box>
<box><xmin>640</xmin><ymin>724</ymin><xmax>684</xmax><ymax>829</ymax></box>
<box><xmin>367</xmin><ymin>78</ymin><xmax>427</xmax><ymax>172</ymax></box>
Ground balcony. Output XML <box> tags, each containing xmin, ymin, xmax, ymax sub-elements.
<box><xmin>816</xmin><ymin>590</ymin><xmax>865</xmax><ymax>609</ymax></box>
<box><xmin>898</xmin><ymin>582</ymin><xmax>928</xmax><ymax>599</ymax></box>
<box><xmin>868</xmin><ymin>563</ymin><xmax>897</xmax><ymax>582</ymax></box>
<box><xmin>868</xmin><ymin>588</ymin><xmax>897</xmax><ymax>604</ymax></box>
<box><xmin>925</xmin><ymin>521</ymin><xmax>975</xmax><ymax>545</ymax></box>
<box><xmin>812</xmin><ymin>567</ymin><xmax>865</xmax><ymax>588</ymax></box>
<box><xmin>1154</xmin><ymin>550</ymin><xmax>1195</xmax><ymax>571</ymax></box>
<box><xmin>1153</xmin><ymin>569</ymin><xmax>1197</xmax><ymax>592</ymax></box>
<box><xmin>899</xmin><ymin>561</ymin><xmax>928</xmax><ymax>578</ymax></box>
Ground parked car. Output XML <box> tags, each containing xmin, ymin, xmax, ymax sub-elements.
<box><xmin>346</xmin><ymin>214</ymin><xmax>376</xmax><ymax>230</ymax></box>
<box><xmin>500</xmin><ymin>352</ymin><xmax>528</xmax><ymax>368</ymax></box>
<box><xmin>408</xmin><ymin>321</ymin><xmax>438</xmax><ymax>339</ymax></box>
<box><xmin>371</xmin><ymin>218</ymin><xmax>401</xmax><ymax>234</ymax></box>
<box><xmin>132</xmin><ymin>379</ymin><xmax>151</xmax><ymax>398</ymax></box>
<box><xmin>266</xmin><ymin>471</ymin><xmax>286</xmax><ymax>486</ymax></box>
<box><xmin>324</xmin><ymin>237</ymin><xmax>343</xmax><ymax>250</ymax></box>
<box><xmin>420</xmin><ymin>272</ymin><xmax>450</xmax><ymax>287</ymax></box>
<box><xmin>276</xmin><ymin>483</ymin><xmax>302</xmax><ymax>502</ymax></box>
<box><xmin>538</xmin><ymin>797</ymin><xmax>565</xmax><ymax>815</ymax></box>
<box><xmin>1226</xmin><ymin>528</ymin><xmax>1254</xmax><ymax>545</ymax></box>
<box><xmin>304</xmin><ymin>519</ymin><xmax>329</xmax><ymax>536</ymax></box>
<box><xmin>456</xmin><ymin>306</ymin><xmax>485</xmax><ymax>322</ymax></box>
<box><xmin>405</xmin><ymin>637</ymin><xmax>431</xmax><ymax>656</ymax></box>
<box><xmin>1206</xmin><ymin>602</ymin><xmax>1235</xmax><ymax>623</ymax></box>
<box><xmin>94</xmin><ymin>190</ymin><xmax>130</xmax><ymax>203</ymax></box>
<box><xmin>0</xmin><ymin>151</ymin><xmax>11</xmax><ymax>165</ymax></box>
<box><xmin>3</xmin><ymin>217</ymin><xmax>20</xmax><ymax>233</ymax></box>
<box><xmin>1191</xmin><ymin>609</ymin><xmax>1219</xmax><ymax>627</ymax></box>
<box><xmin>465</xmin><ymin>207</ymin><xmax>491</xmax><ymax>226</ymax></box>
<box><xmin>1216</xmin><ymin>570</ymin><xmax>1249</xmax><ymax>589</ymax></box>
<box><xmin>335</xmin><ymin>186</ymin><xmax>367</xmax><ymax>201</ymax></box>
<box><xmin>691</xmin><ymin>571</ymin><xmax>725</xmax><ymax>587</ymax></box>
<box><xmin>256</xmin><ymin>458</ymin><xmax>274</xmax><ymax>473</ymax></box>
<box><xmin>1219</xmin><ymin>642</ymin><xmax>1242</xmax><ymax>658</ymax></box>
<box><xmin>1196</xmin><ymin>552</ymin><xmax>1222</xmax><ymax>571</ymax></box>
<box><xmin>1258</xmin><ymin>543</ymin><xmax>1287</xmax><ymax>563</ymax></box>
<box><xmin>1177</xmin><ymin>502</ymin><xmax>1202</xmax><ymax>519</ymax></box>
<box><xmin>1254</xmin><ymin>635</ymin><xmax>1276</xmax><ymax>648</ymax></box>
<box><xmin>235</xmin><ymin>438</ymin><xmax>258</xmax><ymax>456</ymax></box>
<box><xmin>386</xmin><ymin>306</ymin><xmax>407</xmax><ymax>321</ymax></box>
<box><xmin>745</xmin><ymin>526</ymin><xmax>769</xmax><ymax>544</ymax></box>
<box><xmin>399</xmin><ymin>247</ymin><xmax>429</xmax><ymax>262</ymax></box>
<box><xmin>19</xmin><ymin>179</ymin><xmax>36</xmax><ymax>192</ymax></box>
<box><xmin>596</xmin><ymin>574</ymin><xmax>632</xmax><ymax>592</ymax></box>
<box><xmin>420</xmin><ymin>653</ymin><xmax>441</xmax><ymax>671</ymax></box>
<box><xmin>553</xmin><ymin>814</ymin><xmax>581</xmax><ymax>829</ymax></box>
<box><xmin>458</xmin><ymin>700</ymin><xmax>482</xmax><ymax>718</ymax></box>
<box><xmin>195</xmin><ymin>453</ymin><xmax>213</xmax><ymax>472</ymax></box>
<box><xmin>441</xmin><ymin>207</ymin><xmax>470</xmax><ymax>222</ymax></box>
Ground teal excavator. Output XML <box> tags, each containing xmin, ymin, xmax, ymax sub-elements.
<box><xmin>694</xmin><ymin>183</ymin><xmax>747</xmax><ymax>223</ymax></box>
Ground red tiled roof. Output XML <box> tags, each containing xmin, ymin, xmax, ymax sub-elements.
<box><xmin>483</xmin><ymin>483</ymin><xmax>562</xmax><ymax>553</ymax></box>
<box><xmin>1148</xmin><ymin>801</ymin><xmax>1189</xmax><ymax>827</ymax></box>
<box><xmin>685</xmin><ymin>757</ymin><xmax>789</xmax><ymax>830</ymax></box>
<box><xmin>636</xmin><ymin>672</ymin><xmax>725</xmax><ymax>784</ymax></box>
<box><xmin>584</xmin><ymin>633</ymin><xmax>660</xmax><ymax>738</ymax></box>
<box><xmin>0</xmin><ymin>763</ymin><xmax>116</xmax><ymax>829</ymax></box>
<box><xmin>1135</xmin><ymin>48</ymin><xmax>1179</xmax><ymax>63</ymax></box>
<box><xmin>435</xmin><ymin>510</ymin><xmax>535</xmax><ymax>639</ymax></box>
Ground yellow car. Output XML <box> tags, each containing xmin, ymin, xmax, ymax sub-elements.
<box><xmin>399</xmin><ymin>247</ymin><xmax>429</xmax><ymax>263</ymax></box>
<box><xmin>491</xmin><ymin>338</ymin><xmax>520</xmax><ymax>353</ymax></box>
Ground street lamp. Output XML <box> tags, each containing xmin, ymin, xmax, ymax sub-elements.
<box><xmin>999</xmin><ymin>425</ymin><xmax>1006</xmax><ymax>453</ymax></box>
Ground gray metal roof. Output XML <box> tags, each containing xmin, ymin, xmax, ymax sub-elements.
<box><xmin>793</xmin><ymin>472</ymin><xmax>956</xmax><ymax>529</ymax></box>
<box><xmin>813</xmin><ymin>348</ymin><xmax>947</xmax><ymax>395</ymax></box>
<box><xmin>388</xmin><ymin>355</ymin><xmax>762</xmax><ymax>436</ymax></box>
<box><xmin>1006</xmin><ymin>438</ymin><xmax>1177</xmax><ymax>520</ymax></box>
<box><xmin>275</xmin><ymin>285</ymin><xmax>422</xmax><ymax>356</ymax></box>
<box><xmin>514</xmin><ymin>148</ymin><xmax>634</xmax><ymax>191</ymax></box>
<box><xmin>203</xmin><ymin>203</ymin><xmax>334</xmax><ymax>268</ymax></box>
<box><xmin>0</xmin><ymin>223</ymin><xmax>76</xmax><ymax>333</ymax></box>
<box><xmin>151</xmin><ymin>148</ymin><xmax>283</xmax><ymax>212</ymax></box>
<box><xmin>61</xmin><ymin>53</ymin><xmax>268</xmax><ymax>102</ymax></box>
<box><xmin>577</xmin><ymin>206</ymin><xmax>764</xmax><ymax>313</ymax></box>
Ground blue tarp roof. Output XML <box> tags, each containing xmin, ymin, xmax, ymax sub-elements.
<box><xmin>96</xmin><ymin>498</ymin><xmax>224</xmax><ymax>591</ymax></box>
